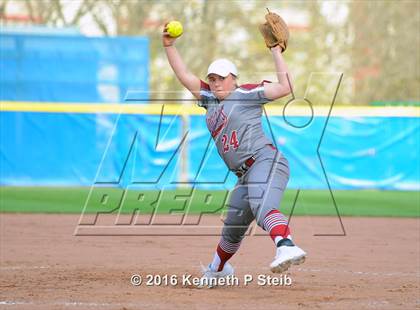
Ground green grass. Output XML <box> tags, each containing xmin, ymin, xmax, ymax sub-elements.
<box><xmin>0</xmin><ymin>186</ymin><xmax>419</xmax><ymax>217</ymax></box>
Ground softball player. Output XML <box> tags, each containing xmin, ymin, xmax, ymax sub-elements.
<box><xmin>162</xmin><ymin>24</ymin><xmax>306</xmax><ymax>286</ymax></box>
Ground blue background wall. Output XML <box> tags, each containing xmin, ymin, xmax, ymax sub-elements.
<box><xmin>0</xmin><ymin>33</ymin><xmax>149</xmax><ymax>102</ymax></box>
<box><xmin>1</xmin><ymin>33</ymin><xmax>419</xmax><ymax>190</ymax></box>
<box><xmin>1</xmin><ymin>111</ymin><xmax>419</xmax><ymax>190</ymax></box>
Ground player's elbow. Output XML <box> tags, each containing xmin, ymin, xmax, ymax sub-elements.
<box><xmin>282</xmin><ymin>84</ymin><xmax>292</xmax><ymax>97</ymax></box>
<box><xmin>265</xmin><ymin>83</ymin><xmax>292</xmax><ymax>100</ymax></box>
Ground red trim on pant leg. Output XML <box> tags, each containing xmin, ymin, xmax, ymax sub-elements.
<box><xmin>268</xmin><ymin>225</ymin><xmax>290</xmax><ymax>242</ymax></box>
<box><xmin>266</xmin><ymin>210</ymin><xmax>278</xmax><ymax>217</ymax></box>
<box><xmin>264</xmin><ymin>210</ymin><xmax>291</xmax><ymax>241</ymax></box>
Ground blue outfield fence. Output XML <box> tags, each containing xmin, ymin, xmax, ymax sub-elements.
<box><xmin>1</xmin><ymin>111</ymin><xmax>419</xmax><ymax>190</ymax></box>
<box><xmin>1</xmin><ymin>33</ymin><xmax>419</xmax><ymax>190</ymax></box>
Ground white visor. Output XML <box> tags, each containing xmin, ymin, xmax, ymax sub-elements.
<box><xmin>207</xmin><ymin>59</ymin><xmax>238</xmax><ymax>77</ymax></box>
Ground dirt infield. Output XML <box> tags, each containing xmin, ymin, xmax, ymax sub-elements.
<box><xmin>0</xmin><ymin>214</ymin><xmax>419</xmax><ymax>310</ymax></box>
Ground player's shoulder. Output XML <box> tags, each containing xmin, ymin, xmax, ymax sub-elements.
<box><xmin>200</xmin><ymin>80</ymin><xmax>211</xmax><ymax>91</ymax></box>
<box><xmin>236</xmin><ymin>80</ymin><xmax>271</xmax><ymax>93</ymax></box>
<box><xmin>199</xmin><ymin>79</ymin><xmax>215</xmax><ymax>100</ymax></box>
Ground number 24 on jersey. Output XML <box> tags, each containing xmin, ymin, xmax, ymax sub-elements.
<box><xmin>221</xmin><ymin>130</ymin><xmax>239</xmax><ymax>153</ymax></box>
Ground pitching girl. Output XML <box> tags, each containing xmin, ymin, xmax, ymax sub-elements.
<box><xmin>162</xmin><ymin>22</ymin><xmax>306</xmax><ymax>286</ymax></box>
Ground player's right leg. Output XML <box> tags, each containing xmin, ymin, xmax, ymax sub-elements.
<box><xmin>199</xmin><ymin>183</ymin><xmax>253</xmax><ymax>287</ymax></box>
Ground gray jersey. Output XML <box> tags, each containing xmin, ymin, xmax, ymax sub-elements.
<box><xmin>199</xmin><ymin>80</ymin><xmax>274</xmax><ymax>171</ymax></box>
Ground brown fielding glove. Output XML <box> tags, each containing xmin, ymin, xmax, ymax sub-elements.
<box><xmin>259</xmin><ymin>9</ymin><xmax>289</xmax><ymax>52</ymax></box>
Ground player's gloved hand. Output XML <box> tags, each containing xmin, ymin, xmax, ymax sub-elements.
<box><xmin>259</xmin><ymin>10</ymin><xmax>289</xmax><ymax>52</ymax></box>
<box><xmin>162</xmin><ymin>22</ymin><xmax>178</xmax><ymax>47</ymax></box>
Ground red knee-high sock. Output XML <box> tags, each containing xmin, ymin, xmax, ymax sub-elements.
<box><xmin>263</xmin><ymin>210</ymin><xmax>291</xmax><ymax>245</ymax></box>
<box><xmin>210</xmin><ymin>237</ymin><xmax>241</xmax><ymax>272</ymax></box>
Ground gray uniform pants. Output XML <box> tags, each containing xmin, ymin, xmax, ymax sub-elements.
<box><xmin>222</xmin><ymin>144</ymin><xmax>290</xmax><ymax>243</ymax></box>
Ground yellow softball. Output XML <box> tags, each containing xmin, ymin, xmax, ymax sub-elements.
<box><xmin>167</xmin><ymin>21</ymin><xmax>183</xmax><ymax>38</ymax></box>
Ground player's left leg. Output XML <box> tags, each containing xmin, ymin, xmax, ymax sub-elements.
<box><xmin>246</xmin><ymin>145</ymin><xmax>306</xmax><ymax>273</ymax></box>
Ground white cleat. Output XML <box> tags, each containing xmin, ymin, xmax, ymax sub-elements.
<box><xmin>198</xmin><ymin>262</ymin><xmax>234</xmax><ymax>288</ymax></box>
<box><xmin>270</xmin><ymin>239</ymin><xmax>307</xmax><ymax>273</ymax></box>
